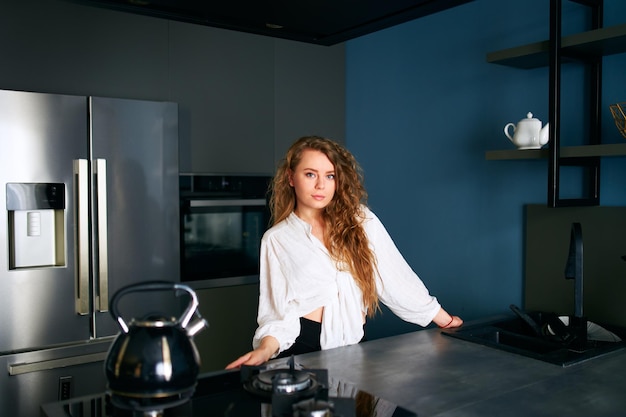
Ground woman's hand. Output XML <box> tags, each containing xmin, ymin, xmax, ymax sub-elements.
<box><xmin>225</xmin><ymin>336</ymin><xmax>279</xmax><ymax>369</ymax></box>
<box><xmin>225</xmin><ymin>349</ymin><xmax>269</xmax><ymax>369</ymax></box>
<box><xmin>441</xmin><ymin>315</ymin><xmax>463</xmax><ymax>328</ymax></box>
<box><xmin>433</xmin><ymin>308</ymin><xmax>463</xmax><ymax>329</ymax></box>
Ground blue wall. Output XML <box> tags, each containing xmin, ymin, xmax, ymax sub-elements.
<box><xmin>346</xmin><ymin>0</ymin><xmax>626</xmax><ymax>338</ymax></box>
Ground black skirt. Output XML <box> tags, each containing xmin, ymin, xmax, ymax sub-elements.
<box><xmin>276</xmin><ymin>317</ymin><xmax>367</xmax><ymax>358</ymax></box>
<box><xmin>276</xmin><ymin>317</ymin><xmax>322</xmax><ymax>358</ymax></box>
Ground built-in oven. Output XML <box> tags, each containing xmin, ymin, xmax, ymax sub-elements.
<box><xmin>179</xmin><ymin>174</ymin><xmax>272</xmax><ymax>288</ymax></box>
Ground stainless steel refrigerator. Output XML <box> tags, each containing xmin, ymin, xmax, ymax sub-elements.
<box><xmin>0</xmin><ymin>89</ymin><xmax>181</xmax><ymax>416</ymax></box>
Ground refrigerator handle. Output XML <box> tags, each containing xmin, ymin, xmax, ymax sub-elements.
<box><xmin>74</xmin><ymin>159</ymin><xmax>90</xmax><ymax>315</ymax></box>
<box><xmin>95</xmin><ymin>158</ymin><xmax>109</xmax><ymax>312</ymax></box>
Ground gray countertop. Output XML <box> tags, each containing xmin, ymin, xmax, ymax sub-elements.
<box><xmin>289</xmin><ymin>319</ymin><xmax>626</xmax><ymax>417</ymax></box>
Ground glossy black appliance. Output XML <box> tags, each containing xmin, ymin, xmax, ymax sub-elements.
<box><xmin>42</xmin><ymin>358</ymin><xmax>418</xmax><ymax>417</ymax></box>
<box><xmin>179</xmin><ymin>174</ymin><xmax>271</xmax><ymax>287</ymax></box>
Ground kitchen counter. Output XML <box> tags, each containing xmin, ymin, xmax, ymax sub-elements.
<box><xmin>292</xmin><ymin>318</ymin><xmax>626</xmax><ymax>417</ymax></box>
<box><xmin>40</xmin><ymin>316</ymin><xmax>626</xmax><ymax>417</ymax></box>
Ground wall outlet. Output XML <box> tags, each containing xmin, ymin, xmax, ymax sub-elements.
<box><xmin>58</xmin><ymin>376</ymin><xmax>73</xmax><ymax>400</ymax></box>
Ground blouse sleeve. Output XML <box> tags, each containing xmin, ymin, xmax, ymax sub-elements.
<box><xmin>252</xmin><ymin>232</ymin><xmax>301</xmax><ymax>356</ymax></box>
<box><xmin>364</xmin><ymin>208</ymin><xmax>441</xmax><ymax>326</ymax></box>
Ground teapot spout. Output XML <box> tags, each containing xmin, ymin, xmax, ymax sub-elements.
<box><xmin>540</xmin><ymin>122</ymin><xmax>550</xmax><ymax>145</ymax></box>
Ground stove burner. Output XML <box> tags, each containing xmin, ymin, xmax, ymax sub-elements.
<box><xmin>242</xmin><ymin>357</ymin><xmax>331</xmax><ymax>416</ymax></box>
<box><xmin>243</xmin><ymin>356</ymin><xmax>326</xmax><ymax>400</ymax></box>
<box><xmin>293</xmin><ymin>397</ymin><xmax>334</xmax><ymax>417</ymax></box>
<box><xmin>252</xmin><ymin>369</ymin><xmax>316</xmax><ymax>394</ymax></box>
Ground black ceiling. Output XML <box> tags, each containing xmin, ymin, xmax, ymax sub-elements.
<box><xmin>68</xmin><ymin>0</ymin><xmax>473</xmax><ymax>46</ymax></box>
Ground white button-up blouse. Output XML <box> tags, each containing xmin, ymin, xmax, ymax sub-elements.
<box><xmin>252</xmin><ymin>206</ymin><xmax>441</xmax><ymax>356</ymax></box>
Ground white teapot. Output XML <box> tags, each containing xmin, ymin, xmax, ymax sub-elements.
<box><xmin>504</xmin><ymin>112</ymin><xmax>550</xmax><ymax>149</ymax></box>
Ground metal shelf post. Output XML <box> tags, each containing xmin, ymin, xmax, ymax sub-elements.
<box><xmin>548</xmin><ymin>0</ymin><xmax>603</xmax><ymax>207</ymax></box>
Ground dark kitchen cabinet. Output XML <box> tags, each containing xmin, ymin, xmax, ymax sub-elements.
<box><xmin>2</xmin><ymin>1</ymin><xmax>345</xmax><ymax>176</ymax></box>
<box><xmin>274</xmin><ymin>39</ymin><xmax>346</xmax><ymax>161</ymax></box>
<box><xmin>485</xmin><ymin>0</ymin><xmax>626</xmax><ymax>207</ymax></box>
<box><xmin>524</xmin><ymin>204</ymin><xmax>626</xmax><ymax>328</ymax></box>
<box><xmin>193</xmin><ymin>283</ymin><xmax>260</xmax><ymax>372</ymax></box>
<box><xmin>171</xmin><ymin>24</ymin><xmax>345</xmax><ymax>175</ymax></box>
<box><xmin>170</xmin><ymin>25</ymin><xmax>275</xmax><ymax>174</ymax></box>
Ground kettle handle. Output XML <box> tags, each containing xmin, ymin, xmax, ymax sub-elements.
<box><xmin>109</xmin><ymin>281</ymin><xmax>200</xmax><ymax>333</ymax></box>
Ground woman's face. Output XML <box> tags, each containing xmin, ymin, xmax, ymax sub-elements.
<box><xmin>289</xmin><ymin>149</ymin><xmax>336</xmax><ymax>212</ymax></box>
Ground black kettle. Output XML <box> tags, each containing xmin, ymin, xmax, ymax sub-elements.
<box><xmin>104</xmin><ymin>281</ymin><xmax>208</xmax><ymax>412</ymax></box>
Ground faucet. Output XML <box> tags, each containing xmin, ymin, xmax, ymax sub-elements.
<box><xmin>564</xmin><ymin>222</ymin><xmax>587</xmax><ymax>349</ymax></box>
<box><xmin>565</xmin><ymin>223</ymin><xmax>583</xmax><ymax>317</ymax></box>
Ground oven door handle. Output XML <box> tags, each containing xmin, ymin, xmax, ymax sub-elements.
<box><xmin>189</xmin><ymin>198</ymin><xmax>267</xmax><ymax>208</ymax></box>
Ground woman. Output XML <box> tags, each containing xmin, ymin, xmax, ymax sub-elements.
<box><xmin>226</xmin><ymin>136</ymin><xmax>462</xmax><ymax>369</ymax></box>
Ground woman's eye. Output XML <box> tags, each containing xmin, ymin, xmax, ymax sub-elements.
<box><xmin>327</xmin><ymin>174</ymin><xmax>335</xmax><ymax>180</ymax></box>
<box><xmin>305</xmin><ymin>172</ymin><xmax>315</xmax><ymax>178</ymax></box>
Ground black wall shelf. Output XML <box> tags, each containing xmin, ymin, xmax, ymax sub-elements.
<box><xmin>486</xmin><ymin>143</ymin><xmax>626</xmax><ymax>160</ymax></box>
<box><xmin>487</xmin><ymin>22</ymin><xmax>626</xmax><ymax>69</ymax></box>
<box><xmin>485</xmin><ymin>0</ymin><xmax>625</xmax><ymax>207</ymax></box>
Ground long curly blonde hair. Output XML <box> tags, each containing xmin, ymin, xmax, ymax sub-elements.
<box><xmin>269</xmin><ymin>136</ymin><xmax>380</xmax><ymax>317</ymax></box>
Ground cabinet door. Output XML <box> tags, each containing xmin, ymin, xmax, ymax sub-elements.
<box><xmin>274</xmin><ymin>40</ymin><xmax>346</xmax><ymax>157</ymax></box>
<box><xmin>170</xmin><ymin>24</ymin><xmax>275</xmax><ymax>174</ymax></box>
<box><xmin>193</xmin><ymin>284</ymin><xmax>260</xmax><ymax>372</ymax></box>
<box><xmin>171</xmin><ymin>24</ymin><xmax>346</xmax><ymax>175</ymax></box>
<box><xmin>524</xmin><ymin>204</ymin><xmax>626</xmax><ymax>327</ymax></box>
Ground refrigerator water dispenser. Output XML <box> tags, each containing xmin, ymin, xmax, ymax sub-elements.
<box><xmin>6</xmin><ymin>183</ymin><xmax>65</xmax><ymax>269</ymax></box>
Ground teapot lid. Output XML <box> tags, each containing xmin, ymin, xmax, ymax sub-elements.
<box><xmin>520</xmin><ymin>112</ymin><xmax>540</xmax><ymax>124</ymax></box>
